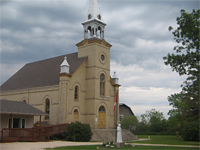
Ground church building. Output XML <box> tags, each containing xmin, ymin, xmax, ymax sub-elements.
<box><xmin>0</xmin><ymin>0</ymin><xmax>120</xmax><ymax>130</ymax></box>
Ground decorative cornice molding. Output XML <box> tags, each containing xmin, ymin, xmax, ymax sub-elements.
<box><xmin>76</xmin><ymin>38</ymin><xmax>112</xmax><ymax>48</ymax></box>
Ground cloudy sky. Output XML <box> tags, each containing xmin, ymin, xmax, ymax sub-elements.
<box><xmin>1</xmin><ymin>0</ymin><xmax>198</xmax><ymax>119</ymax></box>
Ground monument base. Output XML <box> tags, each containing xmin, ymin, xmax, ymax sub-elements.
<box><xmin>115</xmin><ymin>142</ymin><xmax>124</xmax><ymax>147</ymax></box>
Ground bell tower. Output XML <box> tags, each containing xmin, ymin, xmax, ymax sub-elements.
<box><xmin>76</xmin><ymin>0</ymin><xmax>117</xmax><ymax>130</ymax></box>
<box><xmin>82</xmin><ymin>0</ymin><xmax>106</xmax><ymax>39</ymax></box>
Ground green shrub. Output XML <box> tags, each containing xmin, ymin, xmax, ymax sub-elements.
<box><xmin>64</xmin><ymin>122</ymin><xmax>93</xmax><ymax>142</ymax></box>
<box><xmin>181</xmin><ymin>120</ymin><xmax>199</xmax><ymax>141</ymax></box>
<box><xmin>51</xmin><ymin>133</ymin><xmax>66</xmax><ymax>140</ymax></box>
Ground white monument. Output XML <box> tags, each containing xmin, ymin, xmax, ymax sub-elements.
<box><xmin>115</xmin><ymin>124</ymin><xmax>124</xmax><ymax>146</ymax></box>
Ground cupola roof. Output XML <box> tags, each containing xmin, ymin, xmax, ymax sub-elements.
<box><xmin>60</xmin><ymin>56</ymin><xmax>70</xmax><ymax>74</ymax></box>
<box><xmin>60</xmin><ymin>56</ymin><xmax>70</xmax><ymax>67</ymax></box>
<box><xmin>83</xmin><ymin>0</ymin><xmax>105</xmax><ymax>24</ymax></box>
<box><xmin>112</xmin><ymin>72</ymin><xmax>118</xmax><ymax>78</ymax></box>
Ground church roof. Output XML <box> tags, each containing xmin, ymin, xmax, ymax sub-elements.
<box><xmin>1</xmin><ymin>52</ymin><xmax>87</xmax><ymax>91</ymax></box>
<box><xmin>0</xmin><ymin>100</ymin><xmax>48</xmax><ymax>116</ymax></box>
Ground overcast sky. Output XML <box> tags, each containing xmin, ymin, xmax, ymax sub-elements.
<box><xmin>1</xmin><ymin>0</ymin><xmax>198</xmax><ymax>119</ymax></box>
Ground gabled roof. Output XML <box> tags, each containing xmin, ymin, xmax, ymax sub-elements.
<box><xmin>119</xmin><ymin>103</ymin><xmax>134</xmax><ymax>116</ymax></box>
<box><xmin>0</xmin><ymin>100</ymin><xmax>48</xmax><ymax>116</ymax></box>
<box><xmin>1</xmin><ymin>52</ymin><xmax>87</xmax><ymax>91</ymax></box>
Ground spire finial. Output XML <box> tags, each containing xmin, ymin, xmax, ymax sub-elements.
<box><xmin>85</xmin><ymin>0</ymin><xmax>104</xmax><ymax>22</ymax></box>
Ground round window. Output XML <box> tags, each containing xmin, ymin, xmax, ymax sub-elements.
<box><xmin>101</xmin><ymin>54</ymin><xmax>105</xmax><ymax>61</ymax></box>
<box><xmin>99</xmin><ymin>53</ymin><xmax>106</xmax><ymax>64</ymax></box>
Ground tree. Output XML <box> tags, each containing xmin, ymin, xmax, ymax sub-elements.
<box><xmin>121</xmin><ymin>116</ymin><xmax>138</xmax><ymax>130</ymax></box>
<box><xmin>140</xmin><ymin>109</ymin><xmax>165</xmax><ymax>133</ymax></box>
<box><xmin>163</xmin><ymin>9</ymin><xmax>199</xmax><ymax>141</ymax></box>
<box><xmin>167</xmin><ymin>116</ymin><xmax>181</xmax><ymax>134</ymax></box>
<box><xmin>167</xmin><ymin>92</ymin><xmax>185</xmax><ymax>117</ymax></box>
<box><xmin>163</xmin><ymin>9</ymin><xmax>200</xmax><ymax>118</ymax></box>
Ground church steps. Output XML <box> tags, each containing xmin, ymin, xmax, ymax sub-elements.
<box><xmin>91</xmin><ymin>129</ymin><xmax>138</xmax><ymax>142</ymax></box>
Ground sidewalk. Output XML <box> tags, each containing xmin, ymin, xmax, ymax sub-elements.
<box><xmin>1</xmin><ymin>141</ymin><xmax>199</xmax><ymax>150</ymax></box>
<box><xmin>132</xmin><ymin>143</ymin><xmax>200</xmax><ymax>148</ymax></box>
<box><xmin>0</xmin><ymin>141</ymin><xmax>102</xmax><ymax>150</ymax></box>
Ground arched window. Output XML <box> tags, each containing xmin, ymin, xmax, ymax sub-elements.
<box><xmin>99</xmin><ymin>106</ymin><xmax>105</xmax><ymax>112</ymax></box>
<box><xmin>74</xmin><ymin>85</ymin><xmax>79</xmax><ymax>101</ymax></box>
<box><xmin>97</xmin><ymin>26</ymin><xmax>101</xmax><ymax>38</ymax></box>
<box><xmin>88</xmin><ymin>14</ymin><xmax>92</xmax><ymax>19</ymax></box>
<box><xmin>45</xmin><ymin>99</ymin><xmax>50</xmax><ymax>120</ymax></box>
<box><xmin>74</xmin><ymin>109</ymin><xmax>79</xmax><ymax>122</ymax></box>
<box><xmin>97</xmin><ymin>14</ymin><xmax>101</xmax><ymax>20</ymax></box>
<box><xmin>23</xmin><ymin>100</ymin><xmax>26</xmax><ymax>103</ymax></box>
<box><xmin>87</xmin><ymin>26</ymin><xmax>92</xmax><ymax>38</ymax></box>
<box><xmin>100</xmin><ymin>74</ymin><xmax>105</xmax><ymax>96</ymax></box>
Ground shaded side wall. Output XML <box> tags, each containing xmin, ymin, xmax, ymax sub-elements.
<box><xmin>0</xmin><ymin>114</ymin><xmax>34</xmax><ymax>130</ymax></box>
<box><xmin>119</xmin><ymin>105</ymin><xmax>134</xmax><ymax>118</ymax></box>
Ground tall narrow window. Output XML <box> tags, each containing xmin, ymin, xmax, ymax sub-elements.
<box><xmin>74</xmin><ymin>109</ymin><xmax>79</xmax><ymax>122</ymax></box>
<box><xmin>22</xmin><ymin>119</ymin><xmax>26</xmax><ymax>128</ymax></box>
<box><xmin>100</xmin><ymin>74</ymin><xmax>105</xmax><ymax>96</ymax></box>
<box><xmin>45</xmin><ymin>99</ymin><xmax>50</xmax><ymax>120</ymax></box>
<box><xmin>74</xmin><ymin>86</ymin><xmax>79</xmax><ymax>101</ymax></box>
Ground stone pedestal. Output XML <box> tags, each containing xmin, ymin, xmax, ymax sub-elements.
<box><xmin>115</xmin><ymin>142</ymin><xmax>124</xmax><ymax>147</ymax></box>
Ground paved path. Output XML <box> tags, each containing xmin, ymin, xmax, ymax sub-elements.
<box><xmin>1</xmin><ymin>141</ymin><xmax>199</xmax><ymax>150</ymax></box>
<box><xmin>0</xmin><ymin>141</ymin><xmax>102</xmax><ymax>150</ymax></box>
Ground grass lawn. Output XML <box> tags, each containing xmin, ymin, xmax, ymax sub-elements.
<box><xmin>130</xmin><ymin>135</ymin><xmax>199</xmax><ymax>146</ymax></box>
<box><xmin>45</xmin><ymin>145</ymin><xmax>199</xmax><ymax>150</ymax></box>
<box><xmin>45</xmin><ymin>135</ymin><xmax>199</xmax><ymax>150</ymax></box>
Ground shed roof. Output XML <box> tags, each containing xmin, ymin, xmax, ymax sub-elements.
<box><xmin>1</xmin><ymin>52</ymin><xmax>87</xmax><ymax>91</ymax></box>
<box><xmin>0</xmin><ymin>100</ymin><xmax>48</xmax><ymax>116</ymax></box>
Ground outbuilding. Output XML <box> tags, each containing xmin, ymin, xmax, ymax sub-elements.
<box><xmin>0</xmin><ymin>99</ymin><xmax>48</xmax><ymax>131</ymax></box>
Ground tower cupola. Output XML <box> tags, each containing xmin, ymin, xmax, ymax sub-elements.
<box><xmin>60</xmin><ymin>56</ymin><xmax>70</xmax><ymax>74</ymax></box>
<box><xmin>82</xmin><ymin>0</ymin><xmax>106</xmax><ymax>39</ymax></box>
<box><xmin>112</xmin><ymin>72</ymin><xmax>119</xmax><ymax>84</ymax></box>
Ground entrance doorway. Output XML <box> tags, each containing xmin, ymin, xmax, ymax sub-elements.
<box><xmin>8</xmin><ymin>118</ymin><xmax>26</xmax><ymax>128</ymax></box>
<box><xmin>98</xmin><ymin>106</ymin><xmax>106</xmax><ymax>129</ymax></box>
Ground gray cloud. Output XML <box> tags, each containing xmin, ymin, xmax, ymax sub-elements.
<box><xmin>0</xmin><ymin>0</ymin><xmax>198</xmax><ymax>117</ymax></box>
